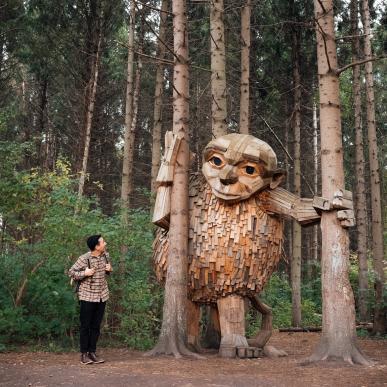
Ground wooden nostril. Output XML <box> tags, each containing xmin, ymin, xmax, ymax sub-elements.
<box><xmin>220</xmin><ymin>176</ymin><xmax>238</xmax><ymax>185</ymax></box>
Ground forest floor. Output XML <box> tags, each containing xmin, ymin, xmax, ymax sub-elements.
<box><xmin>0</xmin><ymin>332</ymin><xmax>386</xmax><ymax>387</ymax></box>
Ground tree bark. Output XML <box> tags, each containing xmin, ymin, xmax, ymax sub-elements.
<box><xmin>210</xmin><ymin>0</ymin><xmax>227</xmax><ymax>137</ymax></box>
<box><xmin>309</xmin><ymin>0</ymin><xmax>373</xmax><ymax>365</ymax></box>
<box><xmin>239</xmin><ymin>0</ymin><xmax>250</xmax><ymax>134</ymax></box>
<box><xmin>360</xmin><ymin>0</ymin><xmax>386</xmax><ymax>335</ymax></box>
<box><xmin>147</xmin><ymin>0</ymin><xmax>199</xmax><ymax>358</ymax></box>
<box><xmin>77</xmin><ymin>30</ymin><xmax>102</xmax><ymax>199</ymax></box>
<box><xmin>291</xmin><ymin>29</ymin><xmax>302</xmax><ymax>328</ymax></box>
<box><xmin>285</xmin><ymin>108</ymin><xmax>293</xmax><ymax>269</ymax></box>
<box><xmin>312</xmin><ymin>99</ymin><xmax>319</xmax><ymax>272</ymax></box>
<box><xmin>151</xmin><ymin>0</ymin><xmax>169</xmax><ymax>195</ymax></box>
<box><xmin>351</xmin><ymin>0</ymin><xmax>368</xmax><ymax>322</ymax></box>
<box><xmin>121</xmin><ymin>0</ymin><xmax>136</xmax><ymax>209</ymax></box>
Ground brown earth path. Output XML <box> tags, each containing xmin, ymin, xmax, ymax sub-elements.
<box><xmin>0</xmin><ymin>332</ymin><xmax>386</xmax><ymax>387</ymax></box>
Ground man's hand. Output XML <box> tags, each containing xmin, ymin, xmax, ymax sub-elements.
<box><xmin>105</xmin><ymin>263</ymin><xmax>113</xmax><ymax>272</ymax></box>
<box><xmin>85</xmin><ymin>267</ymin><xmax>95</xmax><ymax>276</ymax></box>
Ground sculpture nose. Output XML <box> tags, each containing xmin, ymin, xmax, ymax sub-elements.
<box><xmin>220</xmin><ymin>176</ymin><xmax>238</xmax><ymax>185</ymax></box>
<box><xmin>219</xmin><ymin>168</ymin><xmax>238</xmax><ymax>185</ymax></box>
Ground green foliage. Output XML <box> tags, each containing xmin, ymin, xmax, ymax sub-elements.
<box><xmin>348</xmin><ymin>254</ymin><xmax>379</xmax><ymax>321</ymax></box>
<box><xmin>246</xmin><ymin>273</ymin><xmax>322</xmax><ymax>337</ymax></box>
<box><xmin>0</xmin><ymin>161</ymin><xmax>162</xmax><ymax>351</ymax></box>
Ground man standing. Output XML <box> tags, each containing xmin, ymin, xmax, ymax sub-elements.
<box><xmin>69</xmin><ymin>234</ymin><xmax>113</xmax><ymax>364</ymax></box>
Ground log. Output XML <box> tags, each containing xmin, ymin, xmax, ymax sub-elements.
<box><xmin>279</xmin><ymin>327</ymin><xmax>322</xmax><ymax>332</ymax></box>
<box><xmin>279</xmin><ymin>324</ymin><xmax>372</xmax><ymax>332</ymax></box>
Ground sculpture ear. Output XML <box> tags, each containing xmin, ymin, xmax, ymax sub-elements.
<box><xmin>269</xmin><ymin>169</ymin><xmax>286</xmax><ymax>189</ymax></box>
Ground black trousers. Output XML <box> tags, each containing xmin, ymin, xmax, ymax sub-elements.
<box><xmin>79</xmin><ymin>300</ymin><xmax>106</xmax><ymax>353</ymax></box>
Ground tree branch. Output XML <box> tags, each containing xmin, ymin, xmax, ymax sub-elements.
<box><xmin>335</xmin><ymin>56</ymin><xmax>386</xmax><ymax>75</ymax></box>
<box><xmin>316</xmin><ymin>0</ymin><xmax>327</xmax><ymax>14</ymax></box>
<box><xmin>135</xmin><ymin>50</ymin><xmax>175</xmax><ymax>66</ymax></box>
<box><xmin>15</xmin><ymin>259</ymin><xmax>45</xmax><ymax>307</ymax></box>
<box><xmin>258</xmin><ymin>114</ymin><xmax>315</xmax><ymax>195</ymax></box>
<box><xmin>115</xmin><ymin>43</ymin><xmax>210</xmax><ymax>73</ymax></box>
<box><xmin>134</xmin><ymin>2</ymin><xmax>180</xmax><ymax>63</ymax></box>
<box><xmin>139</xmin><ymin>1</ymin><xmax>173</xmax><ymax>16</ymax></box>
<box><xmin>210</xmin><ymin>32</ymin><xmax>219</xmax><ymax>50</ymax></box>
<box><xmin>315</xmin><ymin>18</ymin><xmax>332</xmax><ymax>73</ymax></box>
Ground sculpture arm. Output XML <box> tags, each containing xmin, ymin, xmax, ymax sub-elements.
<box><xmin>266</xmin><ymin>187</ymin><xmax>320</xmax><ymax>225</ymax></box>
<box><xmin>152</xmin><ymin>132</ymin><xmax>183</xmax><ymax>230</ymax></box>
<box><xmin>266</xmin><ymin>187</ymin><xmax>355</xmax><ymax>228</ymax></box>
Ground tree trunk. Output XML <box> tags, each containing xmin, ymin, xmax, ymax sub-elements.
<box><xmin>285</xmin><ymin>109</ymin><xmax>293</xmax><ymax>268</ymax></box>
<box><xmin>210</xmin><ymin>0</ymin><xmax>227</xmax><ymax>137</ymax></box>
<box><xmin>351</xmin><ymin>0</ymin><xmax>368</xmax><ymax>322</ymax></box>
<box><xmin>38</xmin><ymin>79</ymin><xmax>48</xmax><ymax>169</ymax></box>
<box><xmin>291</xmin><ymin>29</ymin><xmax>302</xmax><ymax>328</ymax></box>
<box><xmin>121</xmin><ymin>0</ymin><xmax>136</xmax><ymax>209</ymax></box>
<box><xmin>361</xmin><ymin>0</ymin><xmax>386</xmax><ymax>335</ymax></box>
<box><xmin>77</xmin><ymin>31</ymin><xmax>102</xmax><ymax>199</ymax></box>
<box><xmin>239</xmin><ymin>0</ymin><xmax>250</xmax><ymax>134</ymax></box>
<box><xmin>15</xmin><ymin>260</ymin><xmax>45</xmax><ymax>307</ymax></box>
<box><xmin>147</xmin><ymin>0</ymin><xmax>199</xmax><ymax>358</ymax></box>
<box><xmin>309</xmin><ymin>0</ymin><xmax>372</xmax><ymax>364</ymax></box>
<box><xmin>151</xmin><ymin>0</ymin><xmax>169</xmax><ymax>195</ymax></box>
<box><xmin>312</xmin><ymin>99</ymin><xmax>319</xmax><ymax>272</ymax></box>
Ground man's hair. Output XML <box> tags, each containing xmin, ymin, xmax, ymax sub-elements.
<box><xmin>87</xmin><ymin>234</ymin><xmax>102</xmax><ymax>251</ymax></box>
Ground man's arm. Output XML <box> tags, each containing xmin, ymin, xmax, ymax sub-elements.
<box><xmin>105</xmin><ymin>252</ymin><xmax>113</xmax><ymax>274</ymax></box>
<box><xmin>68</xmin><ymin>255</ymin><xmax>89</xmax><ymax>280</ymax></box>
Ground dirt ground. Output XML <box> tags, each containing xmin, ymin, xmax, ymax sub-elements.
<box><xmin>0</xmin><ymin>332</ymin><xmax>386</xmax><ymax>387</ymax></box>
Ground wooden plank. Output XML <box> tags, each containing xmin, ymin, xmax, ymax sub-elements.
<box><xmin>312</xmin><ymin>196</ymin><xmax>332</xmax><ymax>210</ymax></box>
<box><xmin>332</xmin><ymin>197</ymin><xmax>354</xmax><ymax>210</ymax></box>
<box><xmin>152</xmin><ymin>185</ymin><xmax>171</xmax><ymax>228</ymax></box>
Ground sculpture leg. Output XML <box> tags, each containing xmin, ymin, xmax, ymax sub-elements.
<box><xmin>202</xmin><ymin>305</ymin><xmax>221</xmax><ymax>349</ymax></box>
<box><xmin>247</xmin><ymin>295</ymin><xmax>287</xmax><ymax>357</ymax></box>
<box><xmin>187</xmin><ymin>299</ymin><xmax>203</xmax><ymax>352</ymax></box>
<box><xmin>217</xmin><ymin>295</ymin><xmax>248</xmax><ymax>357</ymax></box>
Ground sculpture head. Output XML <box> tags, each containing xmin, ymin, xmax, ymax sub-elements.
<box><xmin>202</xmin><ymin>133</ymin><xmax>285</xmax><ymax>201</ymax></box>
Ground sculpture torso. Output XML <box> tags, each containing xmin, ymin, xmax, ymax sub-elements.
<box><xmin>153</xmin><ymin>174</ymin><xmax>284</xmax><ymax>303</ymax></box>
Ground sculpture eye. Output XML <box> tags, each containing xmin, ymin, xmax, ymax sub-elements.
<box><xmin>210</xmin><ymin>156</ymin><xmax>223</xmax><ymax>167</ymax></box>
<box><xmin>245</xmin><ymin>166</ymin><xmax>255</xmax><ymax>175</ymax></box>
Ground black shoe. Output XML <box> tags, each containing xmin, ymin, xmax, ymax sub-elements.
<box><xmin>88</xmin><ymin>352</ymin><xmax>105</xmax><ymax>364</ymax></box>
<box><xmin>80</xmin><ymin>353</ymin><xmax>93</xmax><ymax>365</ymax></box>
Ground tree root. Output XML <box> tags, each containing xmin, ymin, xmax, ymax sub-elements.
<box><xmin>145</xmin><ymin>335</ymin><xmax>205</xmax><ymax>359</ymax></box>
<box><xmin>304</xmin><ymin>340</ymin><xmax>375</xmax><ymax>366</ymax></box>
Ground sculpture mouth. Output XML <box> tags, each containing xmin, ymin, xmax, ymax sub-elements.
<box><xmin>213</xmin><ymin>188</ymin><xmax>241</xmax><ymax>200</ymax></box>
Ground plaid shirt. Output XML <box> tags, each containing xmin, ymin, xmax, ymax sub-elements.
<box><xmin>68</xmin><ymin>251</ymin><xmax>111</xmax><ymax>302</ymax></box>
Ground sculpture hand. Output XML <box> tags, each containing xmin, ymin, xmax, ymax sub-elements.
<box><xmin>332</xmin><ymin>189</ymin><xmax>355</xmax><ymax>228</ymax></box>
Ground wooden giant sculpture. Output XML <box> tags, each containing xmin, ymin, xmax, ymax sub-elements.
<box><xmin>153</xmin><ymin>133</ymin><xmax>354</xmax><ymax>358</ymax></box>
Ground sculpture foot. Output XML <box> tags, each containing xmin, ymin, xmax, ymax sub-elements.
<box><xmin>263</xmin><ymin>345</ymin><xmax>288</xmax><ymax>358</ymax></box>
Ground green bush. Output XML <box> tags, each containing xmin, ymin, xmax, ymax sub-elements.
<box><xmin>0</xmin><ymin>160</ymin><xmax>162</xmax><ymax>351</ymax></box>
<box><xmin>246</xmin><ymin>273</ymin><xmax>322</xmax><ymax>337</ymax></box>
